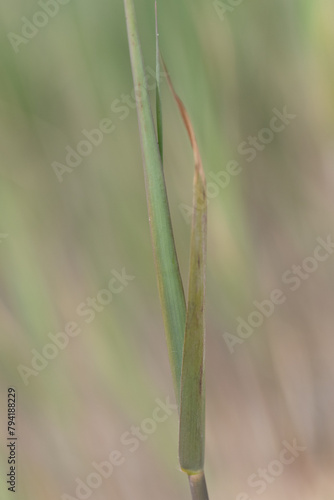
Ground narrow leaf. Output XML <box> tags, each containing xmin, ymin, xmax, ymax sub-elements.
<box><xmin>155</xmin><ymin>1</ymin><xmax>163</xmax><ymax>161</ymax></box>
<box><xmin>123</xmin><ymin>0</ymin><xmax>186</xmax><ymax>402</ymax></box>
<box><xmin>162</xmin><ymin>59</ymin><xmax>207</xmax><ymax>474</ymax></box>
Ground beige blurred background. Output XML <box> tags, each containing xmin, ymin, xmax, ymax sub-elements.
<box><xmin>1</xmin><ymin>0</ymin><xmax>334</xmax><ymax>499</ymax></box>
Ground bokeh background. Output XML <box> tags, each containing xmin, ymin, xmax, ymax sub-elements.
<box><xmin>1</xmin><ymin>0</ymin><xmax>334</xmax><ymax>499</ymax></box>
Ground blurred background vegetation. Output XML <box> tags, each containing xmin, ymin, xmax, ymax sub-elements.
<box><xmin>1</xmin><ymin>0</ymin><xmax>334</xmax><ymax>498</ymax></box>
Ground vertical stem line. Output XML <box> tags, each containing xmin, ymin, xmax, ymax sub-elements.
<box><xmin>188</xmin><ymin>472</ymin><xmax>210</xmax><ymax>500</ymax></box>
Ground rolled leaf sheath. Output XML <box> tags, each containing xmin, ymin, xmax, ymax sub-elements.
<box><xmin>123</xmin><ymin>0</ymin><xmax>186</xmax><ymax>402</ymax></box>
<box><xmin>179</xmin><ymin>170</ymin><xmax>207</xmax><ymax>473</ymax></box>
<box><xmin>161</xmin><ymin>58</ymin><xmax>207</xmax><ymax>475</ymax></box>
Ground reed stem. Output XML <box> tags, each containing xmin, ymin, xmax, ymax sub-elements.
<box><xmin>188</xmin><ymin>472</ymin><xmax>210</xmax><ymax>500</ymax></box>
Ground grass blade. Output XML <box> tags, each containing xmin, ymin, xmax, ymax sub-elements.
<box><xmin>155</xmin><ymin>1</ymin><xmax>163</xmax><ymax>162</ymax></box>
<box><xmin>161</xmin><ymin>59</ymin><xmax>207</xmax><ymax>475</ymax></box>
<box><xmin>123</xmin><ymin>3</ymin><xmax>209</xmax><ymax>497</ymax></box>
<box><xmin>123</xmin><ymin>0</ymin><xmax>186</xmax><ymax>402</ymax></box>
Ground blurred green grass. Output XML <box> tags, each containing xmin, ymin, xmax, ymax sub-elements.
<box><xmin>1</xmin><ymin>0</ymin><xmax>334</xmax><ymax>499</ymax></box>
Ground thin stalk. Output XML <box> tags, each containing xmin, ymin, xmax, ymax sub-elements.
<box><xmin>188</xmin><ymin>472</ymin><xmax>210</xmax><ymax>500</ymax></box>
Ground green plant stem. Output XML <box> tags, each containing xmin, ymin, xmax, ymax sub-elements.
<box><xmin>188</xmin><ymin>472</ymin><xmax>209</xmax><ymax>500</ymax></box>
